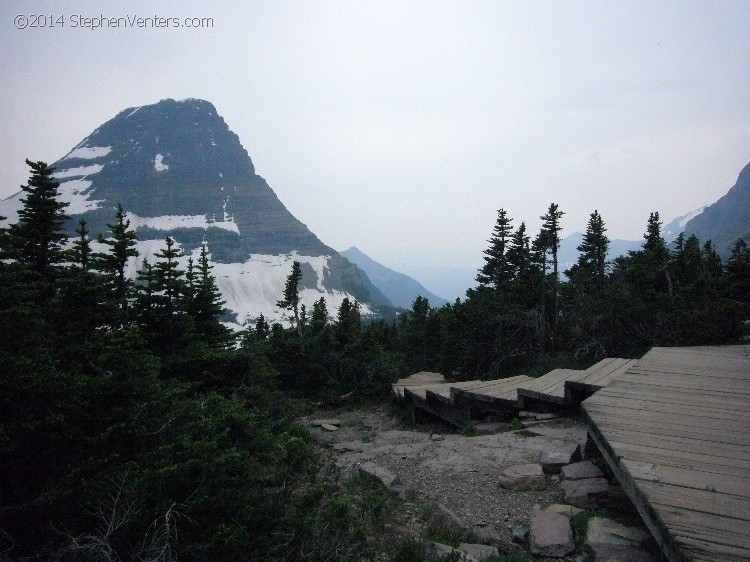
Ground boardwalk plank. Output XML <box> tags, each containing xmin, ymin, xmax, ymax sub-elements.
<box><xmin>624</xmin><ymin>459</ymin><xmax>750</xmax><ymax>498</ymax></box>
<box><xmin>592</xmin><ymin>417</ymin><xmax>750</xmax><ymax>447</ymax></box>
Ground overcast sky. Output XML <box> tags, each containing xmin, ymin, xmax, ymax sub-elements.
<box><xmin>1</xmin><ymin>0</ymin><xmax>748</xmax><ymax>276</ymax></box>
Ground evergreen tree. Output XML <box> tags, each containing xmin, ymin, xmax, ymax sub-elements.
<box><xmin>96</xmin><ymin>204</ymin><xmax>139</xmax><ymax>319</ymax></box>
<box><xmin>336</xmin><ymin>298</ymin><xmax>361</xmax><ymax>345</ymax></box>
<box><xmin>277</xmin><ymin>260</ymin><xmax>304</xmax><ymax>343</ymax></box>
<box><xmin>540</xmin><ymin>203</ymin><xmax>564</xmax><ymax>326</ymax></box>
<box><xmin>309</xmin><ymin>297</ymin><xmax>329</xmax><ymax>336</ymax></box>
<box><xmin>476</xmin><ymin>208</ymin><xmax>514</xmax><ymax>289</ymax></box>
<box><xmin>726</xmin><ymin>239</ymin><xmax>750</xmax><ymax>309</ymax></box>
<box><xmin>255</xmin><ymin>314</ymin><xmax>270</xmax><ymax>339</ymax></box>
<box><xmin>68</xmin><ymin>219</ymin><xmax>92</xmax><ymax>271</ymax></box>
<box><xmin>192</xmin><ymin>246</ymin><xmax>229</xmax><ymax>347</ymax></box>
<box><xmin>9</xmin><ymin>159</ymin><xmax>69</xmax><ymax>288</ymax></box>
<box><xmin>153</xmin><ymin>236</ymin><xmax>184</xmax><ymax>314</ymax></box>
<box><xmin>506</xmin><ymin>222</ymin><xmax>531</xmax><ymax>282</ymax></box>
<box><xmin>573</xmin><ymin>210</ymin><xmax>609</xmax><ymax>284</ymax></box>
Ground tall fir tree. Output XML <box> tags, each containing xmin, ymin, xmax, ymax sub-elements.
<box><xmin>540</xmin><ymin>203</ymin><xmax>564</xmax><ymax>327</ymax></box>
<box><xmin>277</xmin><ymin>260</ymin><xmax>304</xmax><ymax>343</ymax></box>
<box><xmin>9</xmin><ymin>159</ymin><xmax>69</xmax><ymax>289</ymax></box>
<box><xmin>192</xmin><ymin>246</ymin><xmax>231</xmax><ymax>347</ymax></box>
<box><xmin>96</xmin><ymin>204</ymin><xmax>139</xmax><ymax>320</ymax></box>
<box><xmin>476</xmin><ymin>208</ymin><xmax>514</xmax><ymax>289</ymax></box>
<box><xmin>571</xmin><ymin>210</ymin><xmax>609</xmax><ymax>285</ymax></box>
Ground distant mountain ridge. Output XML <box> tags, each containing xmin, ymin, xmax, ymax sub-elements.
<box><xmin>0</xmin><ymin>98</ymin><xmax>391</xmax><ymax>327</ymax></box>
<box><xmin>340</xmin><ymin>247</ymin><xmax>448</xmax><ymax>309</ymax></box>
<box><xmin>683</xmin><ymin>161</ymin><xmax>750</xmax><ymax>256</ymax></box>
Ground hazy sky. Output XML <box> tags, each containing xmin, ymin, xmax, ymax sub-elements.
<box><xmin>1</xmin><ymin>0</ymin><xmax>748</xmax><ymax>276</ymax></box>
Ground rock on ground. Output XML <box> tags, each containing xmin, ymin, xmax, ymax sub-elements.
<box><xmin>587</xmin><ymin>516</ymin><xmax>655</xmax><ymax>561</ymax></box>
<box><xmin>529</xmin><ymin>509</ymin><xmax>575</xmax><ymax>558</ymax></box>
<box><xmin>561</xmin><ymin>477</ymin><xmax>610</xmax><ymax>509</ymax></box>
<box><xmin>538</xmin><ymin>441</ymin><xmax>582</xmax><ymax>474</ymax></box>
<box><xmin>458</xmin><ymin>542</ymin><xmax>499</xmax><ymax>560</ymax></box>
<box><xmin>497</xmin><ymin>463</ymin><xmax>546</xmax><ymax>491</ymax></box>
<box><xmin>359</xmin><ymin>461</ymin><xmax>400</xmax><ymax>490</ymax></box>
<box><xmin>561</xmin><ymin>460</ymin><xmax>604</xmax><ymax>480</ymax></box>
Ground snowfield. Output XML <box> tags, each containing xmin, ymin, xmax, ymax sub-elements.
<box><xmin>120</xmin><ymin>239</ymin><xmax>370</xmax><ymax>328</ymax></box>
<box><xmin>63</xmin><ymin>146</ymin><xmax>112</xmax><ymax>160</ymax></box>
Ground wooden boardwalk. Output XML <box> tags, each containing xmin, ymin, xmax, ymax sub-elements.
<box><xmin>582</xmin><ymin>346</ymin><xmax>750</xmax><ymax>562</ymax></box>
<box><xmin>392</xmin><ymin>357</ymin><xmax>634</xmax><ymax>424</ymax></box>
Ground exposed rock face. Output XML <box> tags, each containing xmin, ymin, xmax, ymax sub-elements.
<box><xmin>0</xmin><ymin>98</ymin><xmax>391</xmax><ymax>325</ymax></box>
<box><xmin>683</xmin><ymin>161</ymin><xmax>750</xmax><ymax>257</ymax></box>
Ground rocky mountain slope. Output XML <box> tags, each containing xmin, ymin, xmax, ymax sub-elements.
<box><xmin>341</xmin><ymin>246</ymin><xmax>448</xmax><ymax>309</ymax></box>
<box><xmin>0</xmin><ymin>98</ymin><xmax>391</xmax><ymax>327</ymax></box>
<box><xmin>683</xmin><ymin>161</ymin><xmax>750</xmax><ymax>256</ymax></box>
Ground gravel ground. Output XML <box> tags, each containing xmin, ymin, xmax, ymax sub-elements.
<box><xmin>300</xmin><ymin>406</ymin><xmax>619</xmax><ymax>561</ymax></box>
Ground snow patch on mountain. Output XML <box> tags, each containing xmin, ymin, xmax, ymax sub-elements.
<box><xmin>679</xmin><ymin>207</ymin><xmax>706</xmax><ymax>228</ymax></box>
<box><xmin>0</xmin><ymin>192</ymin><xmax>23</xmax><ymax>224</ymax></box>
<box><xmin>154</xmin><ymin>154</ymin><xmax>169</xmax><ymax>172</ymax></box>
<box><xmin>54</xmin><ymin>164</ymin><xmax>104</xmax><ymax>179</ymax></box>
<box><xmin>64</xmin><ymin>146</ymin><xmax>112</xmax><ymax>160</ymax></box>
<box><xmin>117</xmin><ymin>239</ymin><xmax>368</xmax><ymax>327</ymax></box>
<box><xmin>58</xmin><ymin>179</ymin><xmax>104</xmax><ymax>214</ymax></box>
<box><xmin>125</xmin><ymin>212</ymin><xmax>240</xmax><ymax>234</ymax></box>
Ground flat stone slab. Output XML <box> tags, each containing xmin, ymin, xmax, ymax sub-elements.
<box><xmin>311</xmin><ymin>418</ymin><xmax>340</xmax><ymax>427</ymax></box>
<box><xmin>544</xmin><ymin>503</ymin><xmax>584</xmax><ymax>518</ymax></box>
<box><xmin>561</xmin><ymin>477</ymin><xmax>610</xmax><ymax>509</ymax></box>
<box><xmin>458</xmin><ymin>542</ymin><xmax>499</xmax><ymax>560</ymax></box>
<box><xmin>587</xmin><ymin>516</ymin><xmax>649</xmax><ymax>546</ymax></box>
<box><xmin>497</xmin><ymin>463</ymin><xmax>546</xmax><ymax>491</ymax></box>
<box><xmin>320</xmin><ymin>423</ymin><xmax>339</xmax><ymax>432</ymax></box>
<box><xmin>587</xmin><ymin>517</ymin><xmax>654</xmax><ymax>561</ymax></box>
<box><xmin>538</xmin><ymin>441</ymin><xmax>582</xmax><ymax>474</ymax></box>
<box><xmin>529</xmin><ymin>510</ymin><xmax>575</xmax><ymax>558</ymax></box>
<box><xmin>561</xmin><ymin>460</ymin><xmax>604</xmax><ymax>480</ymax></box>
<box><xmin>359</xmin><ymin>461</ymin><xmax>400</xmax><ymax>489</ymax></box>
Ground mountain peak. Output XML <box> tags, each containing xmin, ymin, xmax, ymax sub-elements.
<box><xmin>1</xmin><ymin>99</ymin><xmax>392</xmax><ymax>326</ymax></box>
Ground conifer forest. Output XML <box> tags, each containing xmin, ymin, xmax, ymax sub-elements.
<box><xmin>1</xmin><ymin>160</ymin><xmax>748</xmax><ymax>559</ymax></box>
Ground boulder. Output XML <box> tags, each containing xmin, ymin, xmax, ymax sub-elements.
<box><xmin>561</xmin><ymin>477</ymin><xmax>610</xmax><ymax>509</ymax></box>
<box><xmin>529</xmin><ymin>510</ymin><xmax>575</xmax><ymax>558</ymax></box>
<box><xmin>561</xmin><ymin>460</ymin><xmax>604</xmax><ymax>480</ymax></box>
<box><xmin>358</xmin><ymin>462</ymin><xmax>400</xmax><ymax>490</ymax></box>
<box><xmin>497</xmin><ymin>463</ymin><xmax>546</xmax><ymax>490</ymax></box>
<box><xmin>538</xmin><ymin>441</ymin><xmax>582</xmax><ymax>474</ymax></box>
